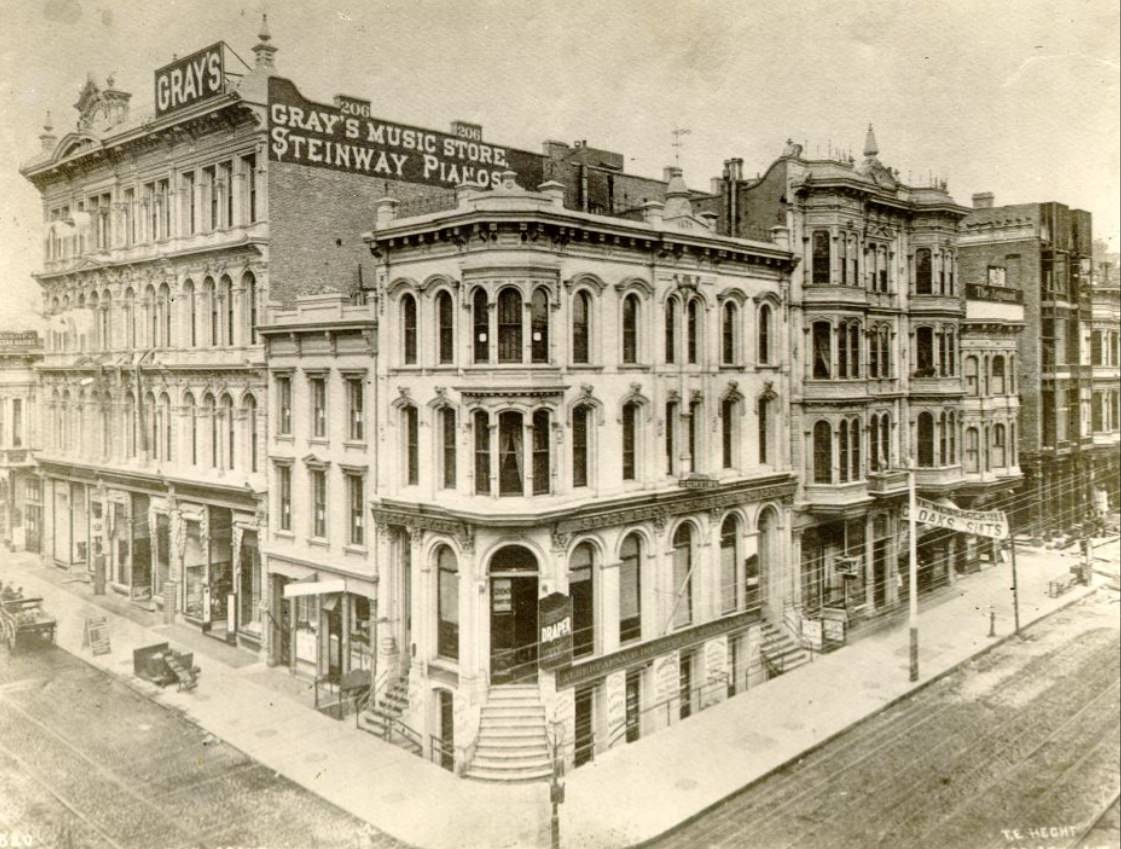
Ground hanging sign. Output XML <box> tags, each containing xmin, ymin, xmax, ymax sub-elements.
<box><xmin>492</xmin><ymin>579</ymin><xmax>512</xmax><ymax>613</ymax></box>
<box><xmin>268</xmin><ymin>77</ymin><xmax>545</xmax><ymax>190</ymax></box>
<box><xmin>538</xmin><ymin>592</ymin><xmax>573</xmax><ymax>670</ymax></box>
<box><xmin>907</xmin><ymin>497</ymin><xmax>1009</xmax><ymax>540</ymax></box>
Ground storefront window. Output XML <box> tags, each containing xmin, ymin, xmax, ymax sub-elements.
<box><xmin>239</xmin><ymin>531</ymin><xmax>261</xmax><ymax>630</ymax></box>
<box><xmin>349</xmin><ymin>595</ymin><xmax>371</xmax><ymax>670</ymax></box>
<box><xmin>437</xmin><ymin>546</ymin><xmax>458</xmax><ymax>660</ymax></box>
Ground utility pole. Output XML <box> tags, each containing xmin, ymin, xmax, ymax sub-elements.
<box><xmin>908</xmin><ymin>462</ymin><xmax>919</xmax><ymax>682</ymax></box>
<box><xmin>548</xmin><ymin>717</ymin><xmax>565</xmax><ymax>849</ymax></box>
<box><xmin>671</xmin><ymin>128</ymin><xmax>691</xmax><ymax>165</ymax></box>
<box><xmin>1009</xmin><ymin>535</ymin><xmax>1021</xmax><ymax>636</ymax></box>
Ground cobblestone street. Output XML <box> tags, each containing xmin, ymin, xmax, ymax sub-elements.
<box><xmin>649</xmin><ymin>591</ymin><xmax>1121</xmax><ymax>849</ymax></box>
<box><xmin>0</xmin><ymin>645</ymin><xmax>409</xmax><ymax>849</ymax></box>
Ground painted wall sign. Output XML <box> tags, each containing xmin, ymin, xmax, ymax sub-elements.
<box><xmin>155</xmin><ymin>43</ymin><xmax>225</xmax><ymax>117</ymax></box>
<box><xmin>906</xmin><ymin>497</ymin><xmax>1009</xmax><ymax>540</ymax></box>
<box><xmin>538</xmin><ymin>592</ymin><xmax>573</xmax><ymax>670</ymax></box>
<box><xmin>268</xmin><ymin>77</ymin><xmax>544</xmax><ymax>190</ymax></box>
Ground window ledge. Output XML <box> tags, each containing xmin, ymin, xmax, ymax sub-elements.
<box><xmin>343</xmin><ymin>544</ymin><xmax>368</xmax><ymax>555</ymax></box>
<box><xmin>275</xmin><ymin>434</ymin><xmax>294</xmax><ymax>443</ymax></box>
<box><xmin>755</xmin><ymin>364</ymin><xmax>781</xmax><ymax>370</ymax></box>
<box><xmin>308</xmin><ymin>537</ymin><xmax>330</xmax><ymax>549</ymax></box>
<box><xmin>617</xmin><ymin>363</ymin><xmax>651</xmax><ymax>371</ymax></box>
<box><xmin>308</xmin><ymin>438</ymin><xmax>329</xmax><ymax>447</ymax></box>
<box><xmin>273</xmin><ymin>529</ymin><xmax>295</xmax><ymax>540</ymax></box>
<box><xmin>342</xmin><ymin>440</ymin><xmax>367</xmax><ymax>450</ymax></box>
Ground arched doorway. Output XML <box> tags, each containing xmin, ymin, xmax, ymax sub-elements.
<box><xmin>757</xmin><ymin>507</ymin><xmax>781</xmax><ymax>614</ymax></box>
<box><xmin>489</xmin><ymin>545</ymin><xmax>539</xmax><ymax>683</ymax></box>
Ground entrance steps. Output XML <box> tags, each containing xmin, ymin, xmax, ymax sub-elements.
<box><xmin>466</xmin><ymin>684</ymin><xmax>551</xmax><ymax>782</ymax></box>
<box><xmin>357</xmin><ymin>673</ymin><xmax>422</xmax><ymax>756</ymax></box>
<box><xmin>760</xmin><ymin>621</ymin><xmax>811</xmax><ymax>678</ymax></box>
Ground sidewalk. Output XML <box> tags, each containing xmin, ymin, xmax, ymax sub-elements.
<box><xmin>0</xmin><ymin>544</ymin><xmax>1102</xmax><ymax>849</ymax></box>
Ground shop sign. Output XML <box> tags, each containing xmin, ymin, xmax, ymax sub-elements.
<box><xmin>538</xmin><ymin>592</ymin><xmax>573</xmax><ymax>670</ymax></box>
<box><xmin>803</xmin><ymin>618</ymin><xmax>824</xmax><ymax>651</ymax></box>
<box><xmin>268</xmin><ymin>77</ymin><xmax>544</xmax><ymax>190</ymax></box>
<box><xmin>155</xmin><ymin>43</ymin><xmax>225</xmax><ymax>117</ymax></box>
<box><xmin>907</xmin><ymin>497</ymin><xmax>1009</xmax><ymax>540</ymax></box>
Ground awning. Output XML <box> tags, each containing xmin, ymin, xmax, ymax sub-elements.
<box><xmin>283</xmin><ymin>577</ymin><xmax>347</xmax><ymax>598</ymax></box>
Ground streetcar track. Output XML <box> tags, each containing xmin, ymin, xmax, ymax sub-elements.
<box><xmin>0</xmin><ymin>693</ymin><xmax>207</xmax><ymax>849</ymax></box>
<box><xmin>1075</xmin><ymin>792</ymin><xmax>1121</xmax><ymax>849</ymax></box>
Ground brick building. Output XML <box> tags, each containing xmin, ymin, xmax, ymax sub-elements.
<box><xmin>698</xmin><ymin>128</ymin><xmax>974</xmax><ymax>639</ymax></box>
<box><xmin>959</xmin><ymin>197</ymin><xmax>1098</xmax><ymax>534</ymax></box>
<box><xmin>0</xmin><ymin>332</ymin><xmax>43</xmax><ymax>553</ymax></box>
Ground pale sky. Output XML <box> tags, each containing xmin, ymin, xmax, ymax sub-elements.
<box><xmin>1</xmin><ymin>0</ymin><xmax>1118</xmax><ymax>329</ymax></box>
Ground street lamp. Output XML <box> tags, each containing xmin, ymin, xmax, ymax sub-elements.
<box><xmin>906</xmin><ymin>458</ymin><xmax>919</xmax><ymax>682</ymax></box>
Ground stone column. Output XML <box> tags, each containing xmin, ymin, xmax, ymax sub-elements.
<box><xmin>864</xmin><ymin>512</ymin><xmax>875</xmax><ymax>612</ymax></box>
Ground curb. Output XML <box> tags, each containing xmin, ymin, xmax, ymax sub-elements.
<box><xmin>629</xmin><ymin>585</ymin><xmax>1100</xmax><ymax>849</ymax></box>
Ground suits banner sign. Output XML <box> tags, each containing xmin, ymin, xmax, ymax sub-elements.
<box><xmin>907</xmin><ymin>497</ymin><xmax>1009</xmax><ymax>540</ymax></box>
<box><xmin>267</xmin><ymin>78</ymin><xmax>544</xmax><ymax>191</ymax></box>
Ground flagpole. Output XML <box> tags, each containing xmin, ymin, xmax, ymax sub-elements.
<box><xmin>908</xmin><ymin>464</ymin><xmax>919</xmax><ymax>682</ymax></box>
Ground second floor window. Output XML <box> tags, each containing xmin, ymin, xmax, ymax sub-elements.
<box><xmin>473</xmin><ymin>290</ymin><xmax>489</xmax><ymax>363</ymax></box>
<box><xmin>532</xmin><ymin>410</ymin><xmax>552</xmax><ymax>495</ymax></box>
<box><xmin>474</xmin><ymin>411</ymin><xmax>490</xmax><ymax>494</ymax></box>
<box><xmin>276</xmin><ymin>376</ymin><xmax>292</xmax><ymax>435</ymax></box>
<box><xmin>310</xmin><ymin>377</ymin><xmax>327</xmax><ymax>438</ymax></box>
<box><xmin>436</xmin><ymin>291</ymin><xmax>454</xmax><ymax>364</ymax></box>
<box><xmin>278</xmin><ymin>465</ymin><xmax>292</xmax><ymax>530</ymax></box>
<box><xmin>404</xmin><ymin>406</ymin><xmax>419</xmax><ymax>485</ymax></box>
<box><xmin>347</xmin><ymin>473</ymin><xmax>365</xmax><ymax>545</ymax></box>
<box><xmin>622</xmin><ymin>402</ymin><xmax>638</xmax><ymax>482</ymax></box>
<box><xmin>812</xmin><ymin>231</ymin><xmax>830</xmax><ymax>284</ymax></box>
<box><xmin>572</xmin><ymin>291</ymin><xmax>591</xmax><ymax>364</ymax></box>
<box><xmin>401</xmin><ymin>295</ymin><xmax>418</xmax><ymax>364</ymax></box>
<box><xmin>311</xmin><ymin>469</ymin><xmax>327</xmax><ymax>537</ymax></box>
<box><xmin>498</xmin><ymin>289</ymin><xmax>522</xmax><ymax>363</ymax></box>
<box><xmin>572</xmin><ymin>405</ymin><xmax>589</xmax><ymax>487</ymax></box>
<box><xmin>915</xmin><ymin>248</ymin><xmax>932</xmax><ymax>295</ymax></box>
<box><xmin>347</xmin><ymin>377</ymin><xmax>364</xmax><ymax>441</ymax></box>
<box><xmin>441</xmin><ymin>408</ymin><xmax>457</xmax><ymax>489</ymax></box>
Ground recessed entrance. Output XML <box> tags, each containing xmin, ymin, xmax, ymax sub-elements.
<box><xmin>489</xmin><ymin>545</ymin><xmax>539</xmax><ymax>684</ymax></box>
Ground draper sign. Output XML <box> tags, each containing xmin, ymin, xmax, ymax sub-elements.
<box><xmin>155</xmin><ymin>43</ymin><xmax>225</xmax><ymax>117</ymax></box>
<box><xmin>267</xmin><ymin>77</ymin><xmax>544</xmax><ymax>190</ymax></box>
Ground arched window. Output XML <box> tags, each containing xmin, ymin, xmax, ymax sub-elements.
<box><xmin>839</xmin><ymin>419</ymin><xmax>850</xmax><ymax>483</ymax></box>
<box><xmin>473</xmin><ymin>411</ymin><xmax>490</xmax><ymax>494</ymax></box>
<box><xmin>473</xmin><ymin>289</ymin><xmax>489</xmax><ymax>363</ymax></box>
<box><xmin>915</xmin><ymin>248</ymin><xmax>932</xmax><ymax>294</ymax></box>
<box><xmin>665</xmin><ymin>296</ymin><xmax>678</xmax><ymax>364</ymax></box>
<box><xmin>436</xmin><ymin>546</ymin><xmax>459</xmax><ymax>659</ymax></box>
<box><xmin>965</xmin><ymin>427</ymin><xmax>979</xmax><ymax>472</ymax></box>
<box><xmin>221</xmin><ymin>275</ymin><xmax>234</xmax><ymax>346</ymax></box>
<box><xmin>940</xmin><ymin>327</ymin><xmax>956</xmax><ymax>376</ymax></box>
<box><xmin>870</xmin><ymin>414</ymin><xmax>881</xmax><ymax>471</ymax></box>
<box><xmin>917</xmin><ymin>412</ymin><xmax>935</xmax><ymax>467</ymax></box>
<box><xmin>686</xmin><ymin>298</ymin><xmax>699</xmax><ymax>364</ymax></box>
<box><xmin>440</xmin><ymin>407</ymin><xmax>456</xmax><ymax>489</ymax></box>
<box><xmin>722</xmin><ymin>302</ymin><xmax>738</xmax><ymax>365</ymax></box>
<box><xmin>672</xmin><ymin>524</ymin><xmax>695</xmax><ymax>627</ymax></box>
<box><xmin>619</xmin><ymin>533</ymin><xmax>642</xmax><ymax>642</ymax></box>
<box><xmin>184</xmin><ymin>280</ymin><xmax>197</xmax><ymax>347</ymax></box>
<box><xmin>880</xmin><ymin>412</ymin><xmax>891</xmax><ymax>469</ymax></box>
<box><xmin>245</xmin><ymin>394</ymin><xmax>258</xmax><ymax>473</ymax></box>
<box><xmin>965</xmin><ymin>356</ymin><xmax>979</xmax><ymax>395</ymax></box>
<box><xmin>993</xmin><ymin>423</ymin><xmax>1006</xmax><ymax>468</ymax></box>
<box><xmin>185</xmin><ymin>393</ymin><xmax>197</xmax><ymax>465</ymax></box>
<box><xmin>758</xmin><ymin>303</ymin><xmax>772</xmax><ymax>364</ymax></box>
<box><xmin>839</xmin><ymin>235</ymin><xmax>848</xmax><ymax>285</ymax></box>
<box><xmin>850</xmin><ymin>416</ymin><xmax>861</xmax><ymax>480</ymax></box>
<box><xmin>572</xmin><ymin>290</ymin><xmax>591</xmax><ymax>364</ymax></box>
<box><xmin>531</xmin><ymin>288</ymin><xmax>549</xmax><ymax>363</ymax></box>
<box><xmin>622</xmin><ymin>293</ymin><xmax>639</xmax><ymax>364</ymax></box>
<box><xmin>572</xmin><ymin>404</ymin><xmax>590</xmax><ymax>487</ymax></box>
<box><xmin>532</xmin><ymin>409</ymin><xmax>550</xmax><ymax>495</ymax></box>
<box><xmin>721</xmin><ymin>397</ymin><xmax>736</xmax><ymax>469</ymax></box>
<box><xmin>159</xmin><ymin>283</ymin><xmax>172</xmax><ymax>348</ymax></box>
<box><xmin>688</xmin><ymin>398</ymin><xmax>702</xmax><ymax>473</ymax></box>
<box><xmin>145</xmin><ymin>391</ymin><xmax>158</xmax><ymax>459</ymax></box>
<box><xmin>1009</xmin><ymin>355</ymin><xmax>1016</xmax><ymax>393</ymax></box>
<box><xmin>124</xmin><ymin>391</ymin><xmax>137</xmax><ymax>458</ymax></box>
<box><xmin>160</xmin><ymin>393</ymin><xmax>173</xmax><ymax>462</ymax></box>
<box><xmin>869</xmin><ymin>324</ymin><xmax>880</xmax><ymax>377</ymax></box>
<box><xmin>621</xmin><ymin>401</ymin><xmax>638</xmax><ymax>481</ymax></box>
<box><xmin>915</xmin><ymin>327</ymin><xmax>935</xmax><ymax>376</ymax></box>
<box><xmin>719</xmin><ymin>515</ymin><xmax>739</xmax><ymax>614</ymax></box>
<box><xmin>244</xmin><ymin>272</ymin><xmax>258</xmax><ymax>345</ymax></box>
<box><xmin>436</xmin><ymin>290</ymin><xmax>454</xmax><ymax>365</ymax></box>
<box><xmin>88</xmin><ymin>292</ymin><xmax>100</xmax><ymax>350</ymax></box>
<box><xmin>498</xmin><ymin>410</ymin><xmax>523</xmax><ymax>495</ymax></box>
<box><xmin>401</xmin><ymin>294</ymin><xmax>418</xmax><ymax>365</ymax></box>
<box><xmin>498</xmin><ymin>289</ymin><xmax>522</xmax><ymax>363</ymax></box>
<box><xmin>813</xmin><ymin>420</ymin><xmax>832</xmax><ymax>483</ymax></box>
<box><xmin>570</xmin><ymin>542</ymin><xmax>595</xmax><ymax>657</ymax></box>
<box><xmin>222</xmin><ymin>394</ymin><xmax>235</xmax><ymax>469</ymax></box>
<box><xmin>404</xmin><ymin>405</ymin><xmax>419</xmax><ymax>485</ymax></box>
<box><xmin>146</xmin><ymin>285</ymin><xmax>158</xmax><ymax>347</ymax></box>
<box><xmin>939</xmin><ymin>411</ymin><xmax>948</xmax><ymax>466</ymax></box>
<box><xmin>204</xmin><ymin>394</ymin><xmax>218</xmax><ymax>467</ymax></box>
<box><xmin>879</xmin><ymin>327</ymin><xmax>890</xmax><ymax>378</ymax></box>
<box><xmin>812</xmin><ymin>230</ymin><xmax>831</xmax><ymax>284</ymax></box>
<box><xmin>838</xmin><ymin>321</ymin><xmax>849</xmax><ymax>379</ymax></box>
<box><xmin>665</xmin><ymin>401</ymin><xmax>677</xmax><ymax>476</ymax></box>
<box><xmin>100</xmin><ymin>289</ymin><xmax>112</xmax><ymax>350</ymax></box>
<box><xmin>812</xmin><ymin>321</ymin><xmax>831</xmax><ymax>379</ymax></box>
<box><xmin>991</xmin><ymin>355</ymin><xmax>1006</xmax><ymax>395</ymax></box>
<box><xmin>204</xmin><ymin>277</ymin><xmax>217</xmax><ymax>346</ymax></box>
<box><xmin>848</xmin><ymin>322</ymin><xmax>861</xmax><ymax>378</ymax></box>
<box><xmin>124</xmin><ymin>288</ymin><xmax>137</xmax><ymax>348</ymax></box>
<box><xmin>948</xmin><ymin>410</ymin><xmax>957</xmax><ymax>463</ymax></box>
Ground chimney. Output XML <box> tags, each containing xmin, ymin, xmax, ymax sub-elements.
<box><xmin>374</xmin><ymin>197</ymin><xmax>399</xmax><ymax>229</ymax></box>
<box><xmin>972</xmin><ymin>192</ymin><xmax>994</xmax><ymax>209</ymax></box>
<box><xmin>729</xmin><ymin>158</ymin><xmax>744</xmax><ymax>182</ymax></box>
<box><xmin>538</xmin><ymin>180</ymin><xmax>565</xmax><ymax>208</ymax></box>
<box><xmin>642</xmin><ymin>200</ymin><xmax>665</xmax><ymax>227</ymax></box>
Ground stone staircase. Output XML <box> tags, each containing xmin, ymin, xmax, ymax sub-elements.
<box><xmin>760</xmin><ymin>621</ymin><xmax>811</xmax><ymax>678</ymax></box>
<box><xmin>465</xmin><ymin>684</ymin><xmax>551</xmax><ymax>782</ymax></box>
<box><xmin>357</xmin><ymin>673</ymin><xmax>422</xmax><ymax>756</ymax></box>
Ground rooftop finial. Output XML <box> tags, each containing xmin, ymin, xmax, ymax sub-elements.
<box><xmin>863</xmin><ymin>123</ymin><xmax>879</xmax><ymax>158</ymax></box>
<box><xmin>259</xmin><ymin>12</ymin><xmax>271</xmax><ymax>42</ymax></box>
<box><xmin>253</xmin><ymin>12</ymin><xmax>278</xmax><ymax>70</ymax></box>
<box><xmin>43</xmin><ymin>110</ymin><xmax>53</xmax><ymax>133</ymax></box>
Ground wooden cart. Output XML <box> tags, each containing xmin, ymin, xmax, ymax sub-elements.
<box><xmin>0</xmin><ymin>597</ymin><xmax>58</xmax><ymax>652</ymax></box>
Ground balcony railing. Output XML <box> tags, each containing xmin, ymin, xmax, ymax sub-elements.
<box><xmin>867</xmin><ymin>469</ymin><xmax>908</xmax><ymax>496</ymax></box>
